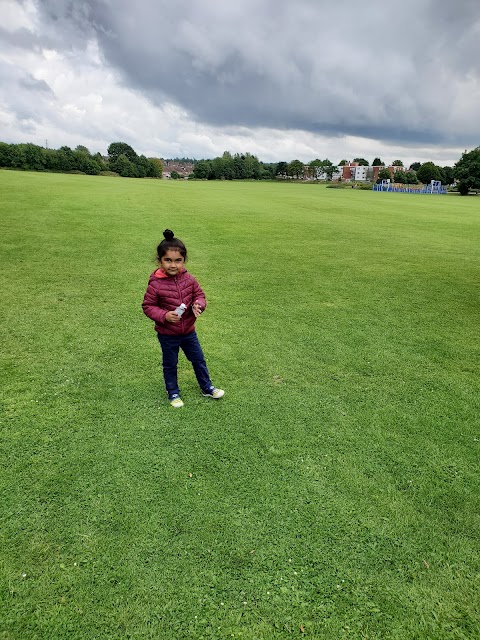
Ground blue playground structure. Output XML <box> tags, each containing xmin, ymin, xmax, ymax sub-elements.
<box><xmin>373</xmin><ymin>179</ymin><xmax>447</xmax><ymax>194</ymax></box>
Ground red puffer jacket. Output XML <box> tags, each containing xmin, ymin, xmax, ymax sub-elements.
<box><xmin>142</xmin><ymin>268</ymin><xmax>207</xmax><ymax>335</ymax></box>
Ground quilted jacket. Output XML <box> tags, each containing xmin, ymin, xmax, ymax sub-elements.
<box><xmin>142</xmin><ymin>268</ymin><xmax>207</xmax><ymax>336</ymax></box>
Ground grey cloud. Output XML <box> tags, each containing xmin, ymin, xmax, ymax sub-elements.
<box><xmin>33</xmin><ymin>0</ymin><xmax>97</xmax><ymax>42</ymax></box>
<box><xmin>31</xmin><ymin>0</ymin><xmax>480</xmax><ymax>147</ymax></box>
<box><xmin>0</xmin><ymin>60</ymin><xmax>55</xmax><ymax>132</ymax></box>
<box><xmin>0</xmin><ymin>60</ymin><xmax>54</xmax><ymax>96</ymax></box>
<box><xmin>19</xmin><ymin>74</ymin><xmax>53</xmax><ymax>94</ymax></box>
<box><xmin>0</xmin><ymin>25</ymin><xmax>61</xmax><ymax>53</ymax></box>
<box><xmin>0</xmin><ymin>26</ymin><xmax>41</xmax><ymax>50</ymax></box>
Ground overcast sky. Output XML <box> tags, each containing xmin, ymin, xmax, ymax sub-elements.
<box><xmin>1</xmin><ymin>0</ymin><xmax>479</xmax><ymax>166</ymax></box>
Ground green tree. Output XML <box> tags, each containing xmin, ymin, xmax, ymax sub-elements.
<box><xmin>403</xmin><ymin>170</ymin><xmax>418</xmax><ymax>185</ymax></box>
<box><xmin>393</xmin><ymin>170</ymin><xmax>407</xmax><ymax>184</ymax></box>
<box><xmin>114</xmin><ymin>153</ymin><xmax>137</xmax><ymax>177</ymax></box>
<box><xmin>260</xmin><ymin>163</ymin><xmax>276</xmax><ymax>179</ymax></box>
<box><xmin>394</xmin><ymin>169</ymin><xmax>418</xmax><ymax>185</ymax></box>
<box><xmin>275</xmin><ymin>161</ymin><xmax>288</xmax><ymax>177</ymax></box>
<box><xmin>409</xmin><ymin>162</ymin><xmax>421</xmax><ymax>172</ymax></box>
<box><xmin>73</xmin><ymin>148</ymin><xmax>101</xmax><ymax>174</ymax></box>
<box><xmin>309</xmin><ymin>158</ymin><xmax>336</xmax><ymax>180</ymax></box>
<box><xmin>9</xmin><ymin>145</ymin><xmax>26</xmax><ymax>169</ymax></box>
<box><xmin>221</xmin><ymin>151</ymin><xmax>235</xmax><ymax>180</ymax></box>
<box><xmin>376</xmin><ymin>168</ymin><xmax>391</xmax><ymax>183</ymax></box>
<box><xmin>392</xmin><ymin>159</ymin><xmax>403</xmax><ymax>166</ymax></box>
<box><xmin>441</xmin><ymin>166</ymin><xmax>455</xmax><ymax>185</ymax></box>
<box><xmin>416</xmin><ymin>162</ymin><xmax>442</xmax><ymax>184</ymax></box>
<box><xmin>17</xmin><ymin>143</ymin><xmax>46</xmax><ymax>171</ymax></box>
<box><xmin>192</xmin><ymin>160</ymin><xmax>211</xmax><ymax>179</ymax></box>
<box><xmin>134</xmin><ymin>155</ymin><xmax>151</xmax><ymax>178</ymax></box>
<box><xmin>43</xmin><ymin>148</ymin><xmax>61</xmax><ymax>171</ymax></box>
<box><xmin>209</xmin><ymin>156</ymin><xmax>226</xmax><ymax>179</ymax></box>
<box><xmin>93</xmin><ymin>152</ymin><xmax>108</xmax><ymax>172</ymax></box>
<box><xmin>57</xmin><ymin>146</ymin><xmax>76</xmax><ymax>172</ymax></box>
<box><xmin>309</xmin><ymin>159</ymin><xmax>323</xmax><ymax>171</ymax></box>
<box><xmin>107</xmin><ymin>142</ymin><xmax>137</xmax><ymax>165</ymax></box>
<box><xmin>338</xmin><ymin>159</ymin><xmax>348</xmax><ymax>166</ymax></box>
<box><xmin>372</xmin><ymin>157</ymin><xmax>384</xmax><ymax>166</ymax></box>
<box><xmin>147</xmin><ymin>158</ymin><xmax>163</xmax><ymax>178</ymax></box>
<box><xmin>243</xmin><ymin>153</ymin><xmax>261</xmax><ymax>179</ymax></box>
<box><xmin>454</xmin><ymin>146</ymin><xmax>480</xmax><ymax>195</ymax></box>
<box><xmin>353</xmin><ymin>157</ymin><xmax>369</xmax><ymax>166</ymax></box>
<box><xmin>0</xmin><ymin>142</ymin><xmax>14</xmax><ymax>167</ymax></box>
<box><xmin>309</xmin><ymin>159</ymin><xmax>331</xmax><ymax>178</ymax></box>
<box><xmin>233</xmin><ymin>154</ymin><xmax>247</xmax><ymax>179</ymax></box>
<box><xmin>75</xmin><ymin>145</ymin><xmax>91</xmax><ymax>155</ymax></box>
<box><xmin>322</xmin><ymin>159</ymin><xmax>336</xmax><ymax>180</ymax></box>
<box><xmin>288</xmin><ymin>159</ymin><xmax>304</xmax><ymax>178</ymax></box>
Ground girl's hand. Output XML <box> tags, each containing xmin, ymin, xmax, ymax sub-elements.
<box><xmin>165</xmin><ymin>311</ymin><xmax>180</xmax><ymax>323</ymax></box>
<box><xmin>192</xmin><ymin>301</ymin><xmax>203</xmax><ymax>318</ymax></box>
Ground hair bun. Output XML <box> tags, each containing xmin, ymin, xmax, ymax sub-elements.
<box><xmin>163</xmin><ymin>229</ymin><xmax>174</xmax><ymax>240</ymax></box>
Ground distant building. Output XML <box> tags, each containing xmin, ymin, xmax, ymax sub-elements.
<box><xmin>162</xmin><ymin>159</ymin><xmax>194</xmax><ymax>179</ymax></box>
<box><xmin>313</xmin><ymin>161</ymin><xmax>374</xmax><ymax>182</ymax></box>
<box><xmin>337</xmin><ymin>162</ymin><xmax>406</xmax><ymax>182</ymax></box>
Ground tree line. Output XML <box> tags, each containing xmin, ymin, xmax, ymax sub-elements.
<box><xmin>190</xmin><ymin>155</ymin><xmax>339</xmax><ymax>181</ymax></box>
<box><xmin>191</xmin><ymin>152</ymin><xmax>277</xmax><ymax>180</ymax></box>
<box><xmin>1</xmin><ymin>139</ymin><xmax>479</xmax><ymax>194</ymax></box>
<box><xmin>0</xmin><ymin>141</ymin><xmax>163</xmax><ymax>178</ymax></box>
<box><xmin>190</xmin><ymin>154</ymin><xmax>459</xmax><ymax>186</ymax></box>
<box><xmin>190</xmin><ymin>149</ymin><xmax>480</xmax><ymax>195</ymax></box>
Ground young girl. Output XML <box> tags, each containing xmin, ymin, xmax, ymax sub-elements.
<box><xmin>142</xmin><ymin>229</ymin><xmax>224</xmax><ymax>408</ymax></box>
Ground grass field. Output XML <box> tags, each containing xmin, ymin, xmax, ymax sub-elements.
<box><xmin>1</xmin><ymin>170</ymin><xmax>479</xmax><ymax>639</ymax></box>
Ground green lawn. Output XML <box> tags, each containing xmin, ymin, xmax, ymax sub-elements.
<box><xmin>1</xmin><ymin>171</ymin><xmax>479</xmax><ymax>639</ymax></box>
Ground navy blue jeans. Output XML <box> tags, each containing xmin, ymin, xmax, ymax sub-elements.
<box><xmin>157</xmin><ymin>331</ymin><xmax>213</xmax><ymax>398</ymax></box>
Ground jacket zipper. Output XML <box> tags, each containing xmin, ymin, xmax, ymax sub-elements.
<box><xmin>175</xmin><ymin>275</ymin><xmax>184</xmax><ymax>330</ymax></box>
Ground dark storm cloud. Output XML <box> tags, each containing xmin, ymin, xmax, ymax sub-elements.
<box><xmin>32</xmin><ymin>0</ymin><xmax>480</xmax><ymax>147</ymax></box>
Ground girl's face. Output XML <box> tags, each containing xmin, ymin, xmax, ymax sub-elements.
<box><xmin>160</xmin><ymin>249</ymin><xmax>185</xmax><ymax>276</ymax></box>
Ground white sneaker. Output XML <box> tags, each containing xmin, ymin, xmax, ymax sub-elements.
<box><xmin>202</xmin><ymin>387</ymin><xmax>225</xmax><ymax>399</ymax></box>
<box><xmin>169</xmin><ymin>395</ymin><xmax>184</xmax><ymax>408</ymax></box>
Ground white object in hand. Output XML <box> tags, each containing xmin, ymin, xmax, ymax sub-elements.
<box><xmin>175</xmin><ymin>303</ymin><xmax>187</xmax><ymax>317</ymax></box>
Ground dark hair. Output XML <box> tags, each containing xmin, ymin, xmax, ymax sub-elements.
<box><xmin>156</xmin><ymin>229</ymin><xmax>187</xmax><ymax>261</ymax></box>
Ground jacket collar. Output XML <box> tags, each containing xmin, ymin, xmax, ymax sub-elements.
<box><xmin>154</xmin><ymin>267</ymin><xmax>186</xmax><ymax>279</ymax></box>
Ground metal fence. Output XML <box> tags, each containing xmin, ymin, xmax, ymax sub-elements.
<box><xmin>372</xmin><ymin>180</ymin><xmax>447</xmax><ymax>195</ymax></box>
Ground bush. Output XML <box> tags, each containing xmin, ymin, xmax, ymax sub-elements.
<box><xmin>357</xmin><ymin>183</ymin><xmax>374</xmax><ymax>190</ymax></box>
